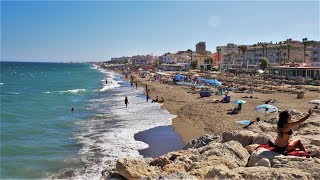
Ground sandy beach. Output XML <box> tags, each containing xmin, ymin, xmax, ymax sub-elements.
<box><xmin>129</xmin><ymin>73</ymin><xmax>319</xmax><ymax>143</ymax></box>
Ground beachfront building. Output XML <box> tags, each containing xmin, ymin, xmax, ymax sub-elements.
<box><xmin>192</xmin><ymin>53</ymin><xmax>214</xmax><ymax>70</ymax></box>
<box><xmin>109</xmin><ymin>57</ymin><xmax>128</xmax><ymax>64</ymax></box>
<box><xmin>127</xmin><ymin>55</ymin><xmax>157</xmax><ymax>65</ymax></box>
<box><xmin>218</xmin><ymin>43</ymin><xmax>241</xmax><ymax>69</ymax></box>
<box><xmin>308</xmin><ymin>41</ymin><xmax>320</xmax><ymax>67</ymax></box>
<box><xmin>159</xmin><ymin>53</ymin><xmax>176</xmax><ymax>64</ymax></box>
<box><xmin>196</xmin><ymin>42</ymin><xmax>206</xmax><ymax>55</ymax></box>
<box><xmin>217</xmin><ymin>39</ymin><xmax>320</xmax><ymax>70</ymax></box>
<box><xmin>268</xmin><ymin>63</ymin><xmax>320</xmax><ymax>80</ymax></box>
<box><xmin>175</xmin><ymin>52</ymin><xmax>192</xmax><ymax>64</ymax></box>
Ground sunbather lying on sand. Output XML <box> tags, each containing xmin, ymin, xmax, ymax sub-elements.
<box><xmin>263</xmin><ymin>99</ymin><xmax>277</xmax><ymax>104</ymax></box>
<box><xmin>242</xmin><ymin>95</ymin><xmax>258</xmax><ymax>99</ymax></box>
<box><xmin>227</xmin><ymin>103</ymin><xmax>242</xmax><ymax>115</ymax></box>
<box><xmin>243</xmin><ymin>117</ymin><xmax>261</xmax><ymax>129</ymax></box>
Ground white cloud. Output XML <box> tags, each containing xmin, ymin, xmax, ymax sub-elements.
<box><xmin>208</xmin><ymin>16</ymin><xmax>221</xmax><ymax>28</ymax></box>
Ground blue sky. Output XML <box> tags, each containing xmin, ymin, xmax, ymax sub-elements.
<box><xmin>1</xmin><ymin>1</ymin><xmax>319</xmax><ymax>62</ymax></box>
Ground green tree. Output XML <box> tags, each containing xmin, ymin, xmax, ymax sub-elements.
<box><xmin>190</xmin><ymin>60</ymin><xmax>198</xmax><ymax>69</ymax></box>
<box><xmin>259</xmin><ymin>57</ymin><xmax>270</xmax><ymax>70</ymax></box>
<box><xmin>287</xmin><ymin>44</ymin><xmax>292</xmax><ymax>64</ymax></box>
<box><xmin>302</xmin><ymin>38</ymin><xmax>308</xmax><ymax>63</ymax></box>
<box><xmin>204</xmin><ymin>57</ymin><xmax>213</xmax><ymax>64</ymax></box>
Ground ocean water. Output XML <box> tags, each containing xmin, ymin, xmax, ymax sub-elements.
<box><xmin>0</xmin><ymin>62</ymin><xmax>183</xmax><ymax>179</ymax></box>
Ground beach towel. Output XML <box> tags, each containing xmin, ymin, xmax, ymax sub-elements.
<box><xmin>257</xmin><ymin>144</ymin><xmax>310</xmax><ymax>157</ymax></box>
<box><xmin>236</xmin><ymin>120</ymin><xmax>251</xmax><ymax>126</ymax></box>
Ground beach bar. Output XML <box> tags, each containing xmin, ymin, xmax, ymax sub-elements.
<box><xmin>268</xmin><ymin>64</ymin><xmax>320</xmax><ymax>80</ymax></box>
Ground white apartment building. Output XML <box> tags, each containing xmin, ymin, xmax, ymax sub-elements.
<box><xmin>159</xmin><ymin>53</ymin><xmax>176</xmax><ymax>64</ymax></box>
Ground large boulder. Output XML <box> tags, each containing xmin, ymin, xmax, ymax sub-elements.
<box><xmin>187</xmin><ymin>141</ymin><xmax>250</xmax><ymax>178</ymax></box>
<box><xmin>222</xmin><ymin>130</ymin><xmax>257</xmax><ymax>147</ymax></box>
<box><xmin>247</xmin><ymin>147</ymin><xmax>281</xmax><ymax>167</ymax></box>
<box><xmin>198</xmin><ymin>141</ymin><xmax>250</xmax><ymax>167</ymax></box>
<box><xmin>205</xmin><ymin>166</ymin><xmax>313</xmax><ymax>179</ymax></box>
<box><xmin>255</xmin><ymin>158</ymin><xmax>271</xmax><ymax>167</ymax></box>
<box><xmin>115</xmin><ymin>158</ymin><xmax>157</xmax><ymax>179</ymax></box>
<box><xmin>182</xmin><ymin>134</ymin><xmax>221</xmax><ymax>150</ymax></box>
<box><xmin>272</xmin><ymin>156</ymin><xmax>320</xmax><ymax>179</ymax></box>
<box><xmin>252</xmin><ymin>133</ymin><xmax>274</xmax><ymax>144</ymax></box>
<box><xmin>148</xmin><ymin>173</ymin><xmax>198</xmax><ymax>180</ymax></box>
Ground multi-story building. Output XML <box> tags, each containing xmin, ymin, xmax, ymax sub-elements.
<box><xmin>109</xmin><ymin>57</ymin><xmax>128</xmax><ymax>64</ymax></box>
<box><xmin>196</xmin><ymin>42</ymin><xmax>206</xmax><ymax>55</ymax></box>
<box><xmin>218</xmin><ymin>43</ymin><xmax>240</xmax><ymax>69</ymax></box>
<box><xmin>191</xmin><ymin>53</ymin><xmax>213</xmax><ymax>70</ymax></box>
<box><xmin>217</xmin><ymin>39</ymin><xmax>320</xmax><ymax>70</ymax></box>
<box><xmin>127</xmin><ymin>55</ymin><xmax>156</xmax><ymax>65</ymax></box>
<box><xmin>159</xmin><ymin>53</ymin><xmax>176</xmax><ymax>64</ymax></box>
<box><xmin>308</xmin><ymin>41</ymin><xmax>320</xmax><ymax>67</ymax></box>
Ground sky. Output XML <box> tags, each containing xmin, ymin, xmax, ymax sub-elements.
<box><xmin>1</xmin><ymin>1</ymin><xmax>319</xmax><ymax>62</ymax></box>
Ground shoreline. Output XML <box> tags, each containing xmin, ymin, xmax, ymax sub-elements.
<box><xmin>127</xmin><ymin>72</ymin><xmax>320</xmax><ymax>143</ymax></box>
<box><xmin>101</xmin><ymin>65</ymin><xmax>320</xmax><ymax>146</ymax></box>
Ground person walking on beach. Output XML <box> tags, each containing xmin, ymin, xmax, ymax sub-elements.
<box><xmin>135</xmin><ymin>81</ymin><xmax>138</xmax><ymax>89</ymax></box>
<box><xmin>146</xmin><ymin>89</ymin><xmax>150</xmax><ymax>102</ymax></box>
<box><xmin>105</xmin><ymin>79</ymin><xmax>108</xmax><ymax>84</ymax></box>
<box><xmin>125</xmin><ymin>96</ymin><xmax>129</xmax><ymax>108</ymax></box>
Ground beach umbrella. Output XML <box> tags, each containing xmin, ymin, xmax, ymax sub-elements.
<box><xmin>205</xmin><ymin>79</ymin><xmax>222</xmax><ymax>86</ymax></box>
<box><xmin>254</xmin><ymin>104</ymin><xmax>279</xmax><ymax>113</ymax></box>
<box><xmin>234</xmin><ymin>99</ymin><xmax>246</xmax><ymax>104</ymax></box>
<box><xmin>174</xmin><ymin>74</ymin><xmax>186</xmax><ymax>81</ymax></box>
<box><xmin>309</xmin><ymin>100</ymin><xmax>320</xmax><ymax>105</ymax></box>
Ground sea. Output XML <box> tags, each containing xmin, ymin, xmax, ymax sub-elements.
<box><xmin>0</xmin><ymin>62</ymin><xmax>184</xmax><ymax>179</ymax></box>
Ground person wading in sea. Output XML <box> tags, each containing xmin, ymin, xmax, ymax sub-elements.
<box><xmin>125</xmin><ymin>96</ymin><xmax>129</xmax><ymax>108</ymax></box>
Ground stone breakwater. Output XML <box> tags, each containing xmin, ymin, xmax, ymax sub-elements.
<box><xmin>101</xmin><ymin>112</ymin><xmax>320</xmax><ymax>179</ymax></box>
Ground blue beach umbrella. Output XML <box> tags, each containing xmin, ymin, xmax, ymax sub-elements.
<box><xmin>205</xmin><ymin>79</ymin><xmax>222</xmax><ymax>86</ymax></box>
<box><xmin>174</xmin><ymin>74</ymin><xmax>186</xmax><ymax>81</ymax></box>
<box><xmin>254</xmin><ymin>104</ymin><xmax>279</xmax><ymax>113</ymax></box>
<box><xmin>234</xmin><ymin>99</ymin><xmax>246</xmax><ymax>104</ymax></box>
<box><xmin>197</xmin><ymin>77</ymin><xmax>207</xmax><ymax>81</ymax></box>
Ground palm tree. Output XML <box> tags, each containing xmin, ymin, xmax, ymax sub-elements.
<box><xmin>276</xmin><ymin>47</ymin><xmax>281</xmax><ymax>65</ymax></box>
<box><xmin>265</xmin><ymin>44</ymin><xmax>268</xmax><ymax>58</ymax></box>
<box><xmin>262</xmin><ymin>43</ymin><xmax>267</xmax><ymax>57</ymax></box>
<box><xmin>225</xmin><ymin>51</ymin><xmax>237</xmax><ymax>69</ymax></box>
<box><xmin>226</xmin><ymin>52</ymin><xmax>233</xmax><ymax>69</ymax></box>
<box><xmin>187</xmin><ymin>49</ymin><xmax>193</xmax><ymax>62</ymax></box>
<box><xmin>302</xmin><ymin>38</ymin><xmax>308</xmax><ymax>63</ymax></box>
<box><xmin>287</xmin><ymin>44</ymin><xmax>292</xmax><ymax>64</ymax></box>
<box><xmin>216</xmin><ymin>47</ymin><xmax>221</xmax><ymax>70</ymax></box>
<box><xmin>253</xmin><ymin>44</ymin><xmax>257</xmax><ymax>65</ymax></box>
<box><xmin>239</xmin><ymin>45</ymin><xmax>248</xmax><ymax>68</ymax></box>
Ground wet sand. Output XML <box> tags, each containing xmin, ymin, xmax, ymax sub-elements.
<box><xmin>134</xmin><ymin>125</ymin><xmax>185</xmax><ymax>158</ymax></box>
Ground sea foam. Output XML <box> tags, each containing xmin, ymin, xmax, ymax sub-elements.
<box><xmin>71</xmin><ymin>70</ymin><xmax>175</xmax><ymax>179</ymax></box>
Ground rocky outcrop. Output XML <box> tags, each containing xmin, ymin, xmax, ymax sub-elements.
<box><xmin>115</xmin><ymin>158</ymin><xmax>158</xmax><ymax>179</ymax></box>
<box><xmin>205</xmin><ymin>167</ymin><xmax>313</xmax><ymax>179</ymax></box>
<box><xmin>222</xmin><ymin>130</ymin><xmax>257</xmax><ymax>146</ymax></box>
<box><xmin>101</xmin><ymin>114</ymin><xmax>320</xmax><ymax>180</ymax></box>
<box><xmin>182</xmin><ymin>134</ymin><xmax>221</xmax><ymax>150</ymax></box>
